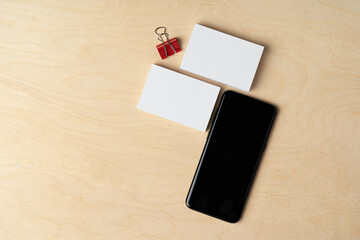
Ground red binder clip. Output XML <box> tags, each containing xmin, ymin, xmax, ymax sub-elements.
<box><xmin>155</xmin><ymin>26</ymin><xmax>181</xmax><ymax>59</ymax></box>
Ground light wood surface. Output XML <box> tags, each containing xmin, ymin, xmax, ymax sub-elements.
<box><xmin>0</xmin><ymin>1</ymin><xmax>359</xmax><ymax>239</ymax></box>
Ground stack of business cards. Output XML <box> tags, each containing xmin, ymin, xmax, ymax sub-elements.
<box><xmin>137</xmin><ymin>65</ymin><xmax>220</xmax><ymax>132</ymax></box>
<box><xmin>181</xmin><ymin>24</ymin><xmax>264</xmax><ymax>92</ymax></box>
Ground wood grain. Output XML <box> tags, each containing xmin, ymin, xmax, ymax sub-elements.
<box><xmin>0</xmin><ymin>0</ymin><xmax>359</xmax><ymax>239</ymax></box>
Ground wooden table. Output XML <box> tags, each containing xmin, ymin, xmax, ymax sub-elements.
<box><xmin>0</xmin><ymin>1</ymin><xmax>359</xmax><ymax>239</ymax></box>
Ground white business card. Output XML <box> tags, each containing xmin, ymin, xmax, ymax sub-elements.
<box><xmin>180</xmin><ymin>24</ymin><xmax>264</xmax><ymax>92</ymax></box>
<box><xmin>137</xmin><ymin>65</ymin><xmax>220</xmax><ymax>131</ymax></box>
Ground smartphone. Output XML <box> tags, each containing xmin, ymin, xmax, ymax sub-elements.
<box><xmin>186</xmin><ymin>90</ymin><xmax>277</xmax><ymax>223</ymax></box>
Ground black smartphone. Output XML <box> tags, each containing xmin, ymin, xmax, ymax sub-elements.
<box><xmin>186</xmin><ymin>90</ymin><xmax>277</xmax><ymax>223</ymax></box>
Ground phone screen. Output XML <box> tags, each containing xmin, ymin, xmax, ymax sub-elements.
<box><xmin>186</xmin><ymin>90</ymin><xmax>277</xmax><ymax>223</ymax></box>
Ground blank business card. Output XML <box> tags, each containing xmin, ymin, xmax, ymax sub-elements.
<box><xmin>180</xmin><ymin>24</ymin><xmax>264</xmax><ymax>92</ymax></box>
<box><xmin>137</xmin><ymin>65</ymin><xmax>220</xmax><ymax>131</ymax></box>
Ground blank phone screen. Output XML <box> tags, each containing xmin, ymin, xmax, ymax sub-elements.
<box><xmin>186</xmin><ymin>90</ymin><xmax>276</xmax><ymax>223</ymax></box>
